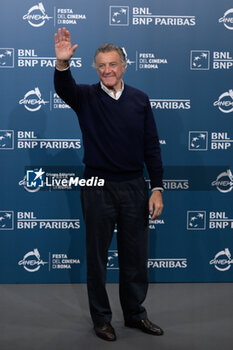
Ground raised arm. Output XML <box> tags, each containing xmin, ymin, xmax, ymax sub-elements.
<box><xmin>54</xmin><ymin>27</ymin><xmax>80</xmax><ymax>110</ymax></box>
<box><xmin>54</xmin><ymin>27</ymin><xmax>78</xmax><ymax>70</ymax></box>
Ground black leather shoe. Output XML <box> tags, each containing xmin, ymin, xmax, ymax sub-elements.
<box><xmin>93</xmin><ymin>322</ymin><xmax>116</xmax><ymax>341</ymax></box>
<box><xmin>125</xmin><ymin>317</ymin><xmax>164</xmax><ymax>336</ymax></box>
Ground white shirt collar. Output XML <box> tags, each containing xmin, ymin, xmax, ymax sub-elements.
<box><xmin>100</xmin><ymin>81</ymin><xmax>124</xmax><ymax>100</ymax></box>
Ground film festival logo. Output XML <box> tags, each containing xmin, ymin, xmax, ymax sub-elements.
<box><xmin>211</xmin><ymin>169</ymin><xmax>233</xmax><ymax>193</ymax></box>
<box><xmin>190</xmin><ymin>50</ymin><xmax>210</xmax><ymax>70</ymax></box>
<box><xmin>0</xmin><ymin>211</ymin><xmax>14</xmax><ymax>230</ymax></box>
<box><xmin>19</xmin><ymin>87</ymin><xmax>49</xmax><ymax>112</ymax></box>
<box><xmin>107</xmin><ymin>250</ymin><xmax>119</xmax><ymax>270</ymax></box>
<box><xmin>188</xmin><ymin>131</ymin><xmax>208</xmax><ymax>151</ymax></box>
<box><xmin>187</xmin><ymin>211</ymin><xmax>206</xmax><ymax>230</ymax></box>
<box><xmin>109</xmin><ymin>6</ymin><xmax>129</xmax><ymax>26</ymax></box>
<box><xmin>0</xmin><ymin>131</ymin><xmax>14</xmax><ymax>150</ymax></box>
<box><xmin>121</xmin><ymin>47</ymin><xmax>167</xmax><ymax>71</ymax></box>
<box><xmin>122</xmin><ymin>47</ymin><xmax>135</xmax><ymax>66</ymax></box>
<box><xmin>219</xmin><ymin>9</ymin><xmax>233</xmax><ymax>30</ymax></box>
<box><xmin>18</xmin><ymin>249</ymin><xmax>80</xmax><ymax>272</ymax></box>
<box><xmin>23</xmin><ymin>2</ymin><xmax>52</xmax><ymax>27</ymax></box>
<box><xmin>0</xmin><ymin>49</ymin><xmax>14</xmax><ymax>68</ymax></box>
<box><xmin>210</xmin><ymin>248</ymin><xmax>233</xmax><ymax>272</ymax></box>
<box><xmin>214</xmin><ymin>89</ymin><xmax>233</xmax><ymax>114</ymax></box>
<box><xmin>18</xmin><ymin>249</ymin><xmax>48</xmax><ymax>272</ymax></box>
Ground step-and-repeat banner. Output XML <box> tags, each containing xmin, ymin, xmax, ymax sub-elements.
<box><xmin>0</xmin><ymin>0</ymin><xmax>232</xmax><ymax>283</ymax></box>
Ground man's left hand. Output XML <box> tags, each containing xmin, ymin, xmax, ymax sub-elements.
<box><xmin>149</xmin><ymin>190</ymin><xmax>163</xmax><ymax>220</ymax></box>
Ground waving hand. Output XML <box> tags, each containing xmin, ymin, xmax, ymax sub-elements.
<box><xmin>54</xmin><ymin>27</ymin><xmax>78</xmax><ymax>69</ymax></box>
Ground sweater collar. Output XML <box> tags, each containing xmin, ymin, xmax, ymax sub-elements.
<box><xmin>100</xmin><ymin>81</ymin><xmax>124</xmax><ymax>100</ymax></box>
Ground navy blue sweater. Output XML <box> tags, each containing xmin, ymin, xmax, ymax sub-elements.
<box><xmin>54</xmin><ymin>69</ymin><xmax>163</xmax><ymax>188</ymax></box>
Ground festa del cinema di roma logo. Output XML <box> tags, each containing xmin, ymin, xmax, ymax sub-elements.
<box><xmin>219</xmin><ymin>9</ymin><xmax>233</xmax><ymax>30</ymax></box>
<box><xmin>18</xmin><ymin>248</ymin><xmax>81</xmax><ymax>271</ymax></box>
<box><xmin>214</xmin><ymin>89</ymin><xmax>233</xmax><ymax>114</ymax></box>
<box><xmin>210</xmin><ymin>248</ymin><xmax>233</xmax><ymax>271</ymax></box>
<box><xmin>19</xmin><ymin>87</ymin><xmax>49</xmax><ymax>112</ymax></box>
<box><xmin>18</xmin><ymin>248</ymin><xmax>48</xmax><ymax>272</ymax></box>
<box><xmin>211</xmin><ymin>169</ymin><xmax>233</xmax><ymax>193</ymax></box>
<box><xmin>23</xmin><ymin>2</ymin><xmax>52</xmax><ymax>27</ymax></box>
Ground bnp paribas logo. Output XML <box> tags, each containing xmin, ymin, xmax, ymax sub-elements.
<box><xmin>107</xmin><ymin>250</ymin><xmax>119</xmax><ymax>269</ymax></box>
<box><xmin>0</xmin><ymin>131</ymin><xmax>14</xmax><ymax>150</ymax></box>
<box><xmin>109</xmin><ymin>6</ymin><xmax>129</xmax><ymax>26</ymax></box>
<box><xmin>187</xmin><ymin>211</ymin><xmax>206</xmax><ymax>230</ymax></box>
<box><xmin>188</xmin><ymin>131</ymin><xmax>208</xmax><ymax>151</ymax></box>
<box><xmin>190</xmin><ymin>50</ymin><xmax>210</xmax><ymax>70</ymax></box>
<box><xmin>0</xmin><ymin>48</ymin><xmax>14</xmax><ymax>68</ymax></box>
<box><xmin>0</xmin><ymin>211</ymin><xmax>14</xmax><ymax>230</ymax></box>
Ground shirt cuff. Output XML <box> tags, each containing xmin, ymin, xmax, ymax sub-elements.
<box><xmin>56</xmin><ymin>65</ymin><xmax>70</xmax><ymax>72</ymax></box>
<box><xmin>151</xmin><ymin>187</ymin><xmax>164</xmax><ymax>192</ymax></box>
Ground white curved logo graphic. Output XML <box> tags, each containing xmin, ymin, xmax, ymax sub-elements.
<box><xmin>23</xmin><ymin>3</ymin><xmax>52</xmax><ymax>27</ymax></box>
<box><xmin>18</xmin><ymin>248</ymin><xmax>48</xmax><ymax>272</ymax></box>
<box><xmin>19</xmin><ymin>176</ymin><xmax>41</xmax><ymax>193</ymax></box>
<box><xmin>121</xmin><ymin>47</ymin><xmax>135</xmax><ymax>66</ymax></box>
<box><xmin>214</xmin><ymin>90</ymin><xmax>233</xmax><ymax>113</ymax></box>
<box><xmin>219</xmin><ymin>9</ymin><xmax>233</xmax><ymax>30</ymax></box>
<box><xmin>19</xmin><ymin>87</ymin><xmax>49</xmax><ymax>112</ymax></box>
<box><xmin>211</xmin><ymin>169</ymin><xmax>233</xmax><ymax>193</ymax></box>
<box><xmin>210</xmin><ymin>248</ymin><xmax>233</xmax><ymax>271</ymax></box>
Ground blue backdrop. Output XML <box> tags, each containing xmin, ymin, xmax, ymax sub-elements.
<box><xmin>0</xmin><ymin>0</ymin><xmax>233</xmax><ymax>283</ymax></box>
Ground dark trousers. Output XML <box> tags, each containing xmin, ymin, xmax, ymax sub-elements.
<box><xmin>81</xmin><ymin>176</ymin><xmax>149</xmax><ymax>324</ymax></box>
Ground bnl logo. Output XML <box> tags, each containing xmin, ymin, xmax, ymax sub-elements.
<box><xmin>0</xmin><ymin>211</ymin><xmax>14</xmax><ymax>230</ymax></box>
<box><xmin>26</xmin><ymin>168</ymin><xmax>45</xmax><ymax>188</ymax></box>
<box><xmin>0</xmin><ymin>131</ymin><xmax>14</xmax><ymax>150</ymax></box>
<box><xmin>187</xmin><ymin>211</ymin><xmax>206</xmax><ymax>230</ymax></box>
<box><xmin>109</xmin><ymin>6</ymin><xmax>129</xmax><ymax>26</ymax></box>
<box><xmin>189</xmin><ymin>131</ymin><xmax>208</xmax><ymax>150</ymax></box>
<box><xmin>190</xmin><ymin>50</ymin><xmax>210</xmax><ymax>70</ymax></box>
<box><xmin>0</xmin><ymin>49</ymin><xmax>14</xmax><ymax>68</ymax></box>
<box><xmin>107</xmin><ymin>250</ymin><xmax>119</xmax><ymax>269</ymax></box>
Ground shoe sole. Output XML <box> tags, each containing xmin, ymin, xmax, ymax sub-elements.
<box><xmin>125</xmin><ymin>323</ymin><xmax>164</xmax><ymax>336</ymax></box>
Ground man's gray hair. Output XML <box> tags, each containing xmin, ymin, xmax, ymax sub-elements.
<box><xmin>93</xmin><ymin>44</ymin><xmax>127</xmax><ymax>68</ymax></box>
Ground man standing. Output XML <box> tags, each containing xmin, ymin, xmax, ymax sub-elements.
<box><xmin>54</xmin><ymin>27</ymin><xmax>164</xmax><ymax>341</ymax></box>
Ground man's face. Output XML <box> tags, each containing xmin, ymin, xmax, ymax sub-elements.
<box><xmin>96</xmin><ymin>51</ymin><xmax>126</xmax><ymax>91</ymax></box>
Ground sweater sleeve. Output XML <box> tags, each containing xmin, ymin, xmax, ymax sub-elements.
<box><xmin>144</xmin><ymin>97</ymin><xmax>164</xmax><ymax>189</ymax></box>
<box><xmin>54</xmin><ymin>68</ymin><xmax>80</xmax><ymax>111</ymax></box>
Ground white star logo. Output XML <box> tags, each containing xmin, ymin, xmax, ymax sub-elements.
<box><xmin>33</xmin><ymin>168</ymin><xmax>45</xmax><ymax>181</ymax></box>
